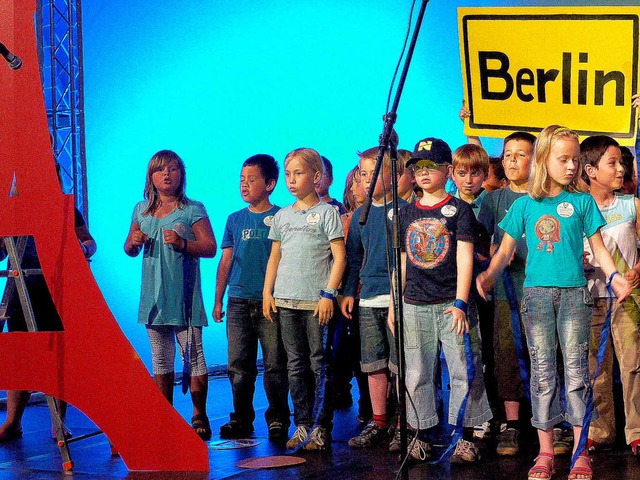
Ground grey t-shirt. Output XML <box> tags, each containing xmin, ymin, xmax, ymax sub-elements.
<box><xmin>269</xmin><ymin>202</ymin><xmax>344</xmax><ymax>305</ymax></box>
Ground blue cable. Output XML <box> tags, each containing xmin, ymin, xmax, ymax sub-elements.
<box><xmin>570</xmin><ymin>278</ymin><xmax>615</xmax><ymax>468</ymax></box>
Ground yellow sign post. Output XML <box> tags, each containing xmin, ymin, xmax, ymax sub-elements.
<box><xmin>458</xmin><ymin>7</ymin><xmax>640</xmax><ymax>145</ymax></box>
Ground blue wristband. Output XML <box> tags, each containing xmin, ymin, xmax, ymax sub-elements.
<box><xmin>606</xmin><ymin>271</ymin><xmax>619</xmax><ymax>286</ymax></box>
<box><xmin>319</xmin><ymin>290</ymin><xmax>335</xmax><ymax>300</ymax></box>
<box><xmin>453</xmin><ymin>299</ymin><xmax>468</xmax><ymax>314</ymax></box>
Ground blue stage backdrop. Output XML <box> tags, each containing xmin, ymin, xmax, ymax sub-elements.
<box><xmin>81</xmin><ymin>0</ymin><xmax>611</xmax><ymax>372</ymax></box>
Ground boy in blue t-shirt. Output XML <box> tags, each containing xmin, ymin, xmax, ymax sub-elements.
<box><xmin>214</xmin><ymin>154</ymin><xmax>290</xmax><ymax>440</ymax></box>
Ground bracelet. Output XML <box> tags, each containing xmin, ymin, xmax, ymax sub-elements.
<box><xmin>606</xmin><ymin>271</ymin><xmax>619</xmax><ymax>286</ymax></box>
<box><xmin>453</xmin><ymin>298</ymin><xmax>468</xmax><ymax>314</ymax></box>
<box><xmin>319</xmin><ymin>289</ymin><xmax>336</xmax><ymax>300</ymax></box>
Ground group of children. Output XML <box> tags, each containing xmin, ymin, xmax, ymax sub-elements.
<box><xmin>116</xmin><ymin>120</ymin><xmax>640</xmax><ymax>480</ymax></box>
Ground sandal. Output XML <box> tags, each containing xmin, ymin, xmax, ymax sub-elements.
<box><xmin>528</xmin><ymin>452</ymin><xmax>555</xmax><ymax>480</ymax></box>
<box><xmin>631</xmin><ymin>439</ymin><xmax>640</xmax><ymax>456</ymax></box>
<box><xmin>568</xmin><ymin>454</ymin><xmax>592</xmax><ymax>480</ymax></box>
<box><xmin>191</xmin><ymin>414</ymin><xmax>212</xmax><ymax>441</ymax></box>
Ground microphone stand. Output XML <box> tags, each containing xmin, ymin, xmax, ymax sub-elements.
<box><xmin>358</xmin><ymin>2</ymin><xmax>429</xmax><ymax>478</ymax></box>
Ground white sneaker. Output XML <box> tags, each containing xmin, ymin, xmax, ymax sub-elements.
<box><xmin>286</xmin><ymin>425</ymin><xmax>309</xmax><ymax>449</ymax></box>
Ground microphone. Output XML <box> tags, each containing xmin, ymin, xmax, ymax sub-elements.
<box><xmin>0</xmin><ymin>42</ymin><xmax>22</xmax><ymax>70</ymax></box>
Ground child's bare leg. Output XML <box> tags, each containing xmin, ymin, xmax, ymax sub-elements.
<box><xmin>369</xmin><ymin>370</ymin><xmax>389</xmax><ymax>420</ymax></box>
<box><xmin>505</xmin><ymin>400</ymin><xmax>519</xmax><ymax>421</ymax></box>
<box><xmin>190</xmin><ymin>373</ymin><xmax>208</xmax><ymax>418</ymax></box>
<box><xmin>154</xmin><ymin>372</ymin><xmax>175</xmax><ymax>405</ymax></box>
<box><xmin>0</xmin><ymin>390</ymin><xmax>30</xmax><ymax>439</ymax></box>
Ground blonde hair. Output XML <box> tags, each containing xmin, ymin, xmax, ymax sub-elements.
<box><xmin>452</xmin><ymin>144</ymin><xmax>490</xmax><ymax>176</ymax></box>
<box><xmin>284</xmin><ymin>148</ymin><xmax>324</xmax><ymax>178</ymax></box>
<box><xmin>143</xmin><ymin>150</ymin><xmax>188</xmax><ymax>215</ymax></box>
<box><xmin>528</xmin><ymin>125</ymin><xmax>581</xmax><ymax>200</ymax></box>
<box><xmin>357</xmin><ymin>147</ymin><xmax>393</xmax><ymax>171</ymax></box>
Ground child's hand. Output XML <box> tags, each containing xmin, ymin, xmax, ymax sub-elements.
<box><xmin>611</xmin><ymin>273</ymin><xmax>633</xmax><ymax>303</ymax></box>
<box><xmin>475</xmin><ymin>271</ymin><xmax>493</xmax><ymax>301</ymax></box>
<box><xmin>444</xmin><ymin>305</ymin><xmax>469</xmax><ymax>336</ymax></box>
<box><xmin>130</xmin><ymin>230</ymin><xmax>148</xmax><ymax>247</ymax></box>
<box><xmin>263</xmin><ymin>295</ymin><xmax>277</xmax><ymax>322</ymax></box>
<box><xmin>314</xmin><ymin>298</ymin><xmax>333</xmax><ymax>325</ymax></box>
<box><xmin>163</xmin><ymin>229</ymin><xmax>185</xmax><ymax>250</ymax></box>
<box><xmin>340</xmin><ymin>296</ymin><xmax>354</xmax><ymax>320</ymax></box>
<box><xmin>459</xmin><ymin>99</ymin><xmax>471</xmax><ymax>122</ymax></box>
<box><xmin>213</xmin><ymin>301</ymin><xmax>225</xmax><ymax>322</ymax></box>
<box><xmin>387</xmin><ymin>308</ymin><xmax>395</xmax><ymax>336</ymax></box>
<box><xmin>624</xmin><ymin>268</ymin><xmax>640</xmax><ymax>289</ymax></box>
<box><xmin>632</xmin><ymin>93</ymin><xmax>640</xmax><ymax>110</ymax></box>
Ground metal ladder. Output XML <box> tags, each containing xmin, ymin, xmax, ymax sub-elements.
<box><xmin>0</xmin><ymin>236</ymin><xmax>74</xmax><ymax>471</ymax></box>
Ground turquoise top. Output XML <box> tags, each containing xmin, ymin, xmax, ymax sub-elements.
<box><xmin>133</xmin><ymin>200</ymin><xmax>208</xmax><ymax>327</ymax></box>
<box><xmin>499</xmin><ymin>191</ymin><xmax>605</xmax><ymax>288</ymax></box>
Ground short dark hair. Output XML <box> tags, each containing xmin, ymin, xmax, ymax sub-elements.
<box><xmin>320</xmin><ymin>156</ymin><xmax>333</xmax><ymax>180</ymax></box>
<box><xmin>580</xmin><ymin>135</ymin><xmax>620</xmax><ymax>186</ymax></box>
<box><xmin>243</xmin><ymin>154</ymin><xmax>279</xmax><ymax>186</ymax></box>
<box><xmin>502</xmin><ymin>131</ymin><xmax>536</xmax><ymax>158</ymax></box>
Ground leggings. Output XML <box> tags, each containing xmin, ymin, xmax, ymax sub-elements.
<box><xmin>146</xmin><ymin>325</ymin><xmax>207</xmax><ymax>376</ymax></box>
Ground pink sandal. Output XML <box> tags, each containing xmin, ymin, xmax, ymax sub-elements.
<box><xmin>568</xmin><ymin>454</ymin><xmax>592</xmax><ymax>480</ymax></box>
<box><xmin>528</xmin><ymin>452</ymin><xmax>555</xmax><ymax>480</ymax></box>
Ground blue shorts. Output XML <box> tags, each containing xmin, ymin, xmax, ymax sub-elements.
<box><xmin>358</xmin><ymin>306</ymin><xmax>398</xmax><ymax>374</ymax></box>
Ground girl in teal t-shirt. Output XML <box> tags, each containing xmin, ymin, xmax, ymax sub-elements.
<box><xmin>124</xmin><ymin>150</ymin><xmax>217</xmax><ymax>440</ymax></box>
<box><xmin>477</xmin><ymin>126</ymin><xmax>631</xmax><ymax>480</ymax></box>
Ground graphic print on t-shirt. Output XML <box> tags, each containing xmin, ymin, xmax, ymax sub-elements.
<box><xmin>406</xmin><ymin>218</ymin><xmax>451</xmax><ymax>269</ymax></box>
<box><xmin>535</xmin><ymin>214</ymin><xmax>561</xmax><ymax>253</ymax></box>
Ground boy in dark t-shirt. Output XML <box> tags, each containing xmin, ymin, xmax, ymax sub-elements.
<box><xmin>394</xmin><ymin>138</ymin><xmax>491</xmax><ymax>463</ymax></box>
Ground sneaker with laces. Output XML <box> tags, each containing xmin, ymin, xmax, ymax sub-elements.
<box><xmin>286</xmin><ymin>425</ymin><xmax>309</xmax><ymax>450</ymax></box>
<box><xmin>303</xmin><ymin>426</ymin><xmax>331</xmax><ymax>451</ymax></box>
<box><xmin>348</xmin><ymin>421</ymin><xmax>389</xmax><ymax>448</ymax></box>
<box><xmin>553</xmin><ymin>427</ymin><xmax>573</xmax><ymax>456</ymax></box>
<box><xmin>473</xmin><ymin>421</ymin><xmax>493</xmax><ymax>441</ymax></box>
<box><xmin>268</xmin><ymin>421</ymin><xmax>287</xmax><ymax>441</ymax></box>
<box><xmin>389</xmin><ymin>426</ymin><xmax>416</xmax><ymax>453</ymax></box>
<box><xmin>407</xmin><ymin>438</ymin><xmax>431</xmax><ymax>462</ymax></box>
<box><xmin>389</xmin><ymin>427</ymin><xmax>402</xmax><ymax>453</ymax></box>
<box><xmin>496</xmin><ymin>428</ymin><xmax>520</xmax><ymax>456</ymax></box>
<box><xmin>451</xmin><ymin>438</ymin><xmax>481</xmax><ymax>464</ymax></box>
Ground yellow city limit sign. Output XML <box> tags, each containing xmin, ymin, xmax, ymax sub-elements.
<box><xmin>458</xmin><ymin>7</ymin><xmax>640</xmax><ymax>145</ymax></box>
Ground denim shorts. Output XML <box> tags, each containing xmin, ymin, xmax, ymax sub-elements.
<box><xmin>359</xmin><ymin>306</ymin><xmax>398</xmax><ymax>374</ymax></box>
<box><xmin>522</xmin><ymin>286</ymin><xmax>593</xmax><ymax>430</ymax></box>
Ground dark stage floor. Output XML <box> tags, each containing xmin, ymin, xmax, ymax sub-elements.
<box><xmin>0</xmin><ymin>376</ymin><xmax>638</xmax><ymax>479</ymax></box>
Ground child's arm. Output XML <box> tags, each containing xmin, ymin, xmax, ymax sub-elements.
<box><xmin>444</xmin><ymin>240</ymin><xmax>474</xmax><ymax>335</ymax></box>
<box><xmin>459</xmin><ymin>99</ymin><xmax>482</xmax><ymax>147</ymax></box>
<box><xmin>315</xmin><ymin>238</ymin><xmax>346</xmax><ymax>325</ymax></box>
<box><xmin>163</xmin><ymin>218</ymin><xmax>217</xmax><ymax>258</ymax></box>
<box><xmin>262</xmin><ymin>241</ymin><xmax>281</xmax><ymax>322</ymax></box>
<box><xmin>213</xmin><ymin>247</ymin><xmax>233</xmax><ymax>322</ymax></box>
<box><xmin>624</xmin><ymin>197</ymin><xmax>640</xmax><ymax>289</ymax></box>
<box><xmin>588</xmin><ymin>230</ymin><xmax>632</xmax><ymax>302</ymax></box>
<box><xmin>387</xmin><ymin>251</ymin><xmax>407</xmax><ymax>336</ymax></box>
<box><xmin>476</xmin><ymin>232</ymin><xmax>518</xmax><ymax>299</ymax></box>
<box><xmin>124</xmin><ymin>221</ymin><xmax>147</xmax><ymax>257</ymax></box>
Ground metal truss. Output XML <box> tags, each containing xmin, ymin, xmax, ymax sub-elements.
<box><xmin>36</xmin><ymin>0</ymin><xmax>87</xmax><ymax>221</ymax></box>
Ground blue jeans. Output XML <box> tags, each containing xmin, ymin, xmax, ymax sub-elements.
<box><xmin>226</xmin><ymin>297</ymin><xmax>290</xmax><ymax>427</ymax></box>
<box><xmin>521</xmin><ymin>286</ymin><xmax>593</xmax><ymax>430</ymax></box>
<box><xmin>278</xmin><ymin>307</ymin><xmax>333</xmax><ymax>430</ymax></box>
<box><xmin>402</xmin><ymin>300</ymin><xmax>492</xmax><ymax>430</ymax></box>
